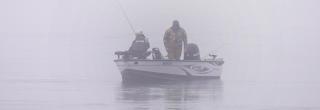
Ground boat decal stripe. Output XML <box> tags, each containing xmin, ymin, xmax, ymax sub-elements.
<box><xmin>180</xmin><ymin>68</ymin><xmax>192</xmax><ymax>76</ymax></box>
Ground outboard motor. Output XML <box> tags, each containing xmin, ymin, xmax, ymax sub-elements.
<box><xmin>152</xmin><ymin>48</ymin><xmax>163</xmax><ymax>60</ymax></box>
<box><xmin>184</xmin><ymin>43</ymin><xmax>200</xmax><ymax>60</ymax></box>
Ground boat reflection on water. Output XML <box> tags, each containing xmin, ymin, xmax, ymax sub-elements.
<box><xmin>116</xmin><ymin>79</ymin><xmax>223</xmax><ymax>110</ymax></box>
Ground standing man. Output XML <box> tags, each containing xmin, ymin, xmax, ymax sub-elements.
<box><xmin>163</xmin><ymin>20</ymin><xmax>188</xmax><ymax>60</ymax></box>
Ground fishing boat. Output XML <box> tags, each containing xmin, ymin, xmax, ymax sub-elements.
<box><xmin>114</xmin><ymin>51</ymin><xmax>224</xmax><ymax>82</ymax></box>
<box><xmin>111</xmin><ymin>0</ymin><xmax>224</xmax><ymax>82</ymax></box>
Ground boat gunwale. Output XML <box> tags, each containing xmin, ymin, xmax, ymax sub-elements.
<box><xmin>114</xmin><ymin>59</ymin><xmax>218</xmax><ymax>63</ymax></box>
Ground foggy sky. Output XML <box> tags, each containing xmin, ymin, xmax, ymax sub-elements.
<box><xmin>0</xmin><ymin>0</ymin><xmax>320</xmax><ymax>82</ymax></box>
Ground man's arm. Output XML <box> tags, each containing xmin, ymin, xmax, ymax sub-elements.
<box><xmin>164</xmin><ymin>30</ymin><xmax>169</xmax><ymax>43</ymax></box>
<box><xmin>182</xmin><ymin>29</ymin><xmax>188</xmax><ymax>48</ymax></box>
<box><xmin>163</xmin><ymin>30</ymin><xmax>170</xmax><ymax>50</ymax></box>
<box><xmin>145</xmin><ymin>38</ymin><xmax>150</xmax><ymax>49</ymax></box>
<box><xmin>128</xmin><ymin>40</ymin><xmax>135</xmax><ymax>52</ymax></box>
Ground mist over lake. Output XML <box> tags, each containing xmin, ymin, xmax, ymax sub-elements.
<box><xmin>1</xmin><ymin>0</ymin><xmax>320</xmax><ymax>109</ymax></box>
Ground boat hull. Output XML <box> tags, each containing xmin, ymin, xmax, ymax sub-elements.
<box><xmin>114</xmin><ymin>59</ymin><xmax>223</xmax><ymax>81</ymax></box>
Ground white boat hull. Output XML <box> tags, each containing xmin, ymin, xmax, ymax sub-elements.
<box><xmin>114</xmin><ymin>59</ymin><xmax>223</xmax><ymax>81</ymax></box>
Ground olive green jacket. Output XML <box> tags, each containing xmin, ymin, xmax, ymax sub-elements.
<box><xmin>163</xmin><ymin>28</ymin><xmax>188</xmax><ymax>50</ymax></box>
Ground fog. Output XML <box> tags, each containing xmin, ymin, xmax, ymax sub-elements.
<box><xmin>1</xmin><ymin>0</ymin><xmax>320</xmax><ymax>109</ymax></box>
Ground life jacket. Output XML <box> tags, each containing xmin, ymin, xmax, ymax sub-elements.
<box><xmin>128</xmin><ymin>34</ymin><xmax>150</xmax><ymax>58</ymax></box>
<box><xmin>129</xmin><ymin>39</ymin><xmax>149</xmax><ymax>53</ymax></box>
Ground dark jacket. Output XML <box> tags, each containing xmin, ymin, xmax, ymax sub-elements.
<box><xmin>128</xmin><ymin>35</ymin><xmax>150</xmax><ymax>59</ymax></box>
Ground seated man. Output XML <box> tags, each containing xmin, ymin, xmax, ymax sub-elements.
<box><xmin>126</xmin><ymin>31</ymin><xmax>151</xmax><ymax>59</ymax></box>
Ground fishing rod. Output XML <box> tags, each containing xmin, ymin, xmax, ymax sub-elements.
<box><xmin>114</xmin><ymin>0</ymin><xmax>136</xmax><ymax>35</ymax></box>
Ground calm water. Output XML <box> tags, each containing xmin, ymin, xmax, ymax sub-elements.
<box><xmin>1</xmin><ymin>73</ymin><xmax>320</xmax><ymax>110</ymax></box>
<box><xmin>1</xmin><ymin>37</ymin><xmax>320</xmax><ymax>110</ymax></box>
<box><xmin>1</xmin><ymin>38</ymin><xmax>320</xmax><ymax>110</ymax></box>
